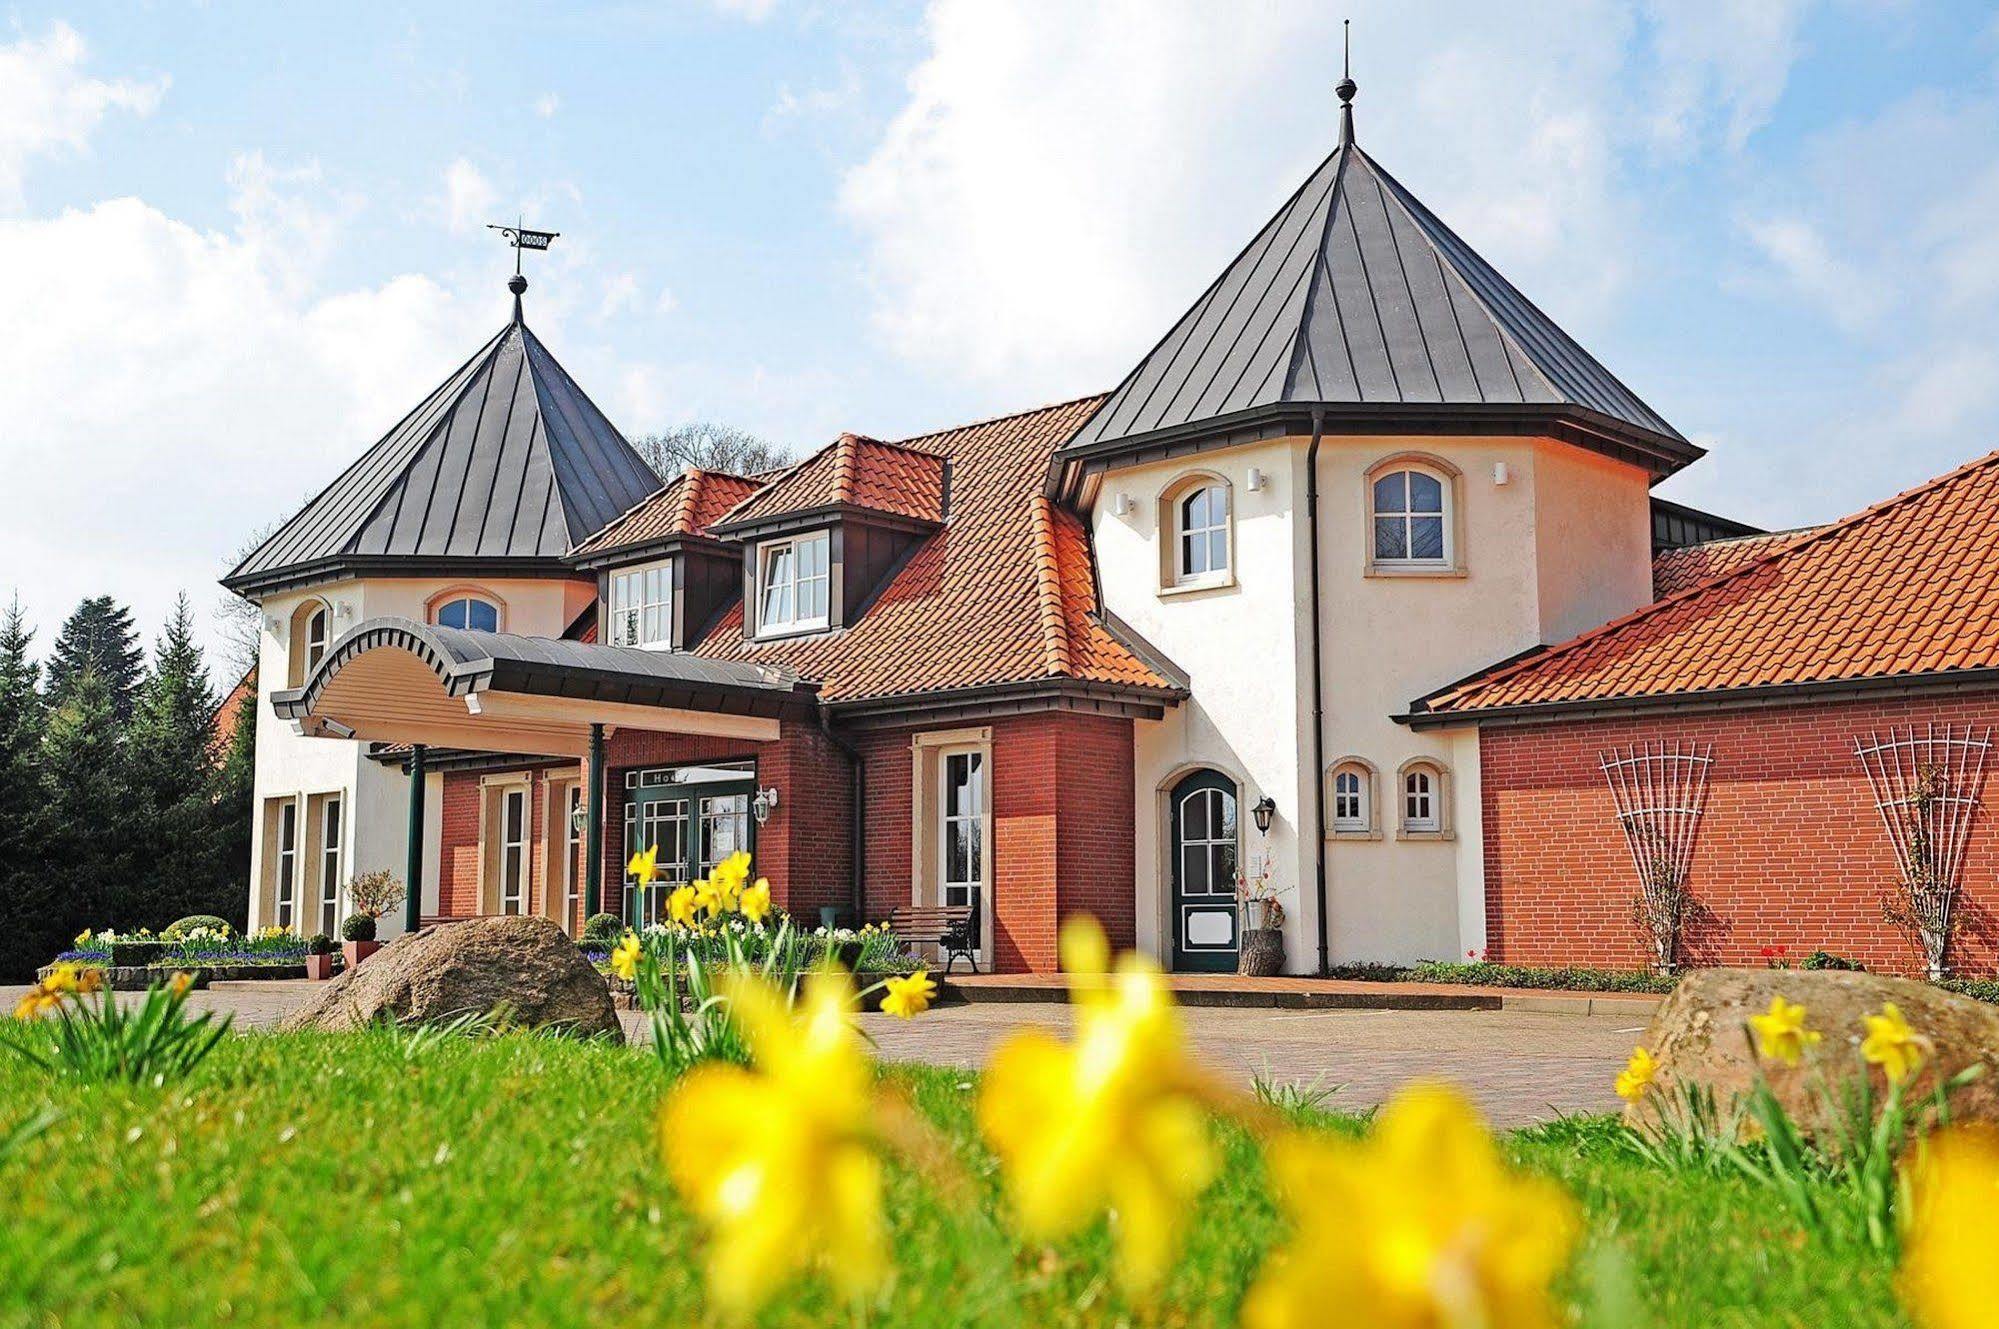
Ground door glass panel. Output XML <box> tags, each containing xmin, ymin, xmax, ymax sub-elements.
<box><xmin>700</xmin><ymin>795</ymin><xmax>749</xmax><ymax>876</ymax></box>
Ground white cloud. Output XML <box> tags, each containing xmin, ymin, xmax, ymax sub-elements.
<box><xmin>710</xmin><ymin>0</ymin><xmax>778</xmax><ymax>20</ymax></box>
<box><xmin>839</xmin><ymin>0</ymin><xmax>1815</xmax><ymax>394</ymax></box>
<box><xmin>533</xmin><ymin>91</ymin><xmax>560</xmax><ymax>118</ymax></box>
<box><xmin>441</xmin><ymin>156</ymin><xmax>497</xmax><ymax>233</ymax></box>
<box><xmin>598</xmin><ymin>270</ymin><xmax>640</xmax><ymax>319</ymax></box>
<box><xmin>0</xmin><ymin>22</ymin><xmax>165</xmax><ymax>210</ymax></box>
<box><xmin>656</xmin><ymin>285</ymin><xmax>680</xmax><ymax>315</ymax></box>
<box><xmin>1738</xmin><ymin>214</ymin><xmax>1884</xmax><ymax>333</ymax></box>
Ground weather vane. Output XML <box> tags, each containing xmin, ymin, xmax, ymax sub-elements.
<box><xmin>487</xmin><ymin>218</ymin><xmax>560</xmax><ymax>321</ymax></box>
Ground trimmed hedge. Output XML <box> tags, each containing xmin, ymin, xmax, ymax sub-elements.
<box><xmin>162</xmin><ymin>915</ymin><xmax>232</xmax><ymax>942</ymax></box>
<box><xmin>1323</xmin><ymin>960</ymin><xmax>1677</xmax><ymax>994</ymax></box>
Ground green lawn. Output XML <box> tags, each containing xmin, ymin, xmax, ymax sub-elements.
<box><xmin>0</xmin><ymin>1031</ymin><xmax>1905</xmax><ymax>1328</ymax></box>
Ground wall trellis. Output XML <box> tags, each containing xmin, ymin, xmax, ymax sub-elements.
<box><xmin>1855</xmin><ymin>723</ymin><xmax>1991</xmax><ymax>981</ymax></box>
<box><xmin>1601</xmin><ymin>741</ymin><xmax>1714</xmax><ymax>974</ymax></box>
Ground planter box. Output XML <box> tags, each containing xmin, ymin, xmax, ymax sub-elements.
<box><xmin>304</xmin><ymin>953</ymin><xmax>338</xmax><ymax>981</ymax></box>
<box><xmin>108</xmin><ymin>941</ymin><xmax>165</xmax><ymax>967</ymax></box>
<box><xmin>343</xmin><ymin>939</ymin><xmax>381</xmax><ymax>968</ymax></box>
<box><xmin>1237</xmin><ymin>927</ymin><xmax>1285</xmax><ymax>977</ymax></box>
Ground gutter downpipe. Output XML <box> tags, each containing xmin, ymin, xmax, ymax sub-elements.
<box><xmin>1306</xmin><ymin>408</ymin><xmax>1331</xmax><ymax>975</ymax></box>
<box><xmin>818</xmin><ymin>707</ymin><xmax>867</xmax><ymax>924</ymax></box>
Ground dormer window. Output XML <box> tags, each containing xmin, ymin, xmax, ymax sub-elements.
<box><xmin>431</xmin><ymin>594</ymin><xmax>500</xmax><ymax>632</ymax></box>
<box><xmin>755</xmin><ymin>532</ymin><xmax>830</xmax><ymax>636</ymax></box>
<box><xmin>608</xmin><ymin>562</ymin><xmax>673</xmax><ymax>649</ymax></box>
<box><xmin>305</xmin><ymin>607</ymin><xmax>329</xmax><ymax>671</ymax></box>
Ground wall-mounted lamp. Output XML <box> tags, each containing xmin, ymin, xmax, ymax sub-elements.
<box><xmin>570</xmin><ymin>801</ymin><xmax>589</xmax><ymax>835</ymax></box>
<box><xmin>1492</xmin><ymin>461</ymin><xmax>1510</xmax><ymax>486</ymax></box>
<box><xmin>751</xmin><ymin>786</ymin><xmax>780</xmax><ymax>825</ymax></box>
<box><xmin>334</xmin><ymin>600</ymin><xmax>356</xmax><ymax>620</ymax></box>
<box><xmin>263</xmin><ymin>614</ymin><xmax>282</xmax><ymax>635</ymax></box>
<box><xmin>1246</xmin><ymin>467</ymin><xmax>1266</xmax><ymax>493</ymax></box>
<box><xmin>1112</xmin><ymin>492</ymin><xmax>1134</xmax><ymax>518</ymax></box>
<box><xmin>1252</xmin><ymin>796</ymin><xmax>1277</xmax><ymax>836</ymax></box>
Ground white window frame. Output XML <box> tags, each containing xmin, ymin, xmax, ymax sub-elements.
<box><xmin>561</xmin><ymin>783</ymin><xmax>581</xmax><ymax>932</ymax></box>
<box><xmin>755</xmin><ymin>532</ymin><xmax>831</xmax><ymax>636</ymax></box>
<box><xmin>607</xmin><ymin>560</ymin><xmax>674</xmax><ymax>649</ymax></box>
<box><xmin>317</xmin><ymin>794</ymin><xmax>343</xmax><ymax>936</ymax></box>
<box><xmin>306</xmin><ymin>607</ymin><xmax>329</xmax><ymax>672</ymax></box>
<box><xmin>432</xmin><ymin>595</ymin><xmax>502</xmax><ymax>633</ymax></box>
<box><xmin>499</xmin><ymin>787</ymin><xmax>529</xmax><ymax>915</ymax></box>
<box><xmin>1394</xmin><ymin>759</ymin><xmax>1453</xmax><ymax>839</ymax></box>
<box><xmin>1175</xmin><ymin>483</ymin><xmax>1231</xmax><ymax>584</ymax></box>
<box><xmin>1367</xmin><ymin>462</ymin><xmax>1457</xmax><ymax>572</ymax></box>
<box><xmin>1332</xmin><ymin>767</ymin><xmax>1367</xmax><ymax>833</ymax></box>
<box><xmin>1402</xmin><ymin>769</ymin><xmax>1437</xmax><ymax>832</ymax></box>
<box><xmin>274</xmin><ymin>799</ymin><xmax>299</xmax><ymax>931</ymax></box>
<box><xmin>938</xmin><ymin>748</ymin><xmax>987</xmax><ymax>910</ymax></box>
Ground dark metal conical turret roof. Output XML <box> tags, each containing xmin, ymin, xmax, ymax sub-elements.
<box><xmin>225</xmin><ymin>312</ymin><xmax>660</xmax><ymax>596</ymax></box>
<box><xmin>1062</xmin><ymin>88</ymin><xmax>1697</xmax><ymax>477</ymax></box>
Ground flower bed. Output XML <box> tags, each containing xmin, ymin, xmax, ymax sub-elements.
<box><xmin>56</xmin><ymin>926</ymin><xmax>312</xmax><ymax>980</ymax></box>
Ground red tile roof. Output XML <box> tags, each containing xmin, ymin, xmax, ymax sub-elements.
<box><xmin>1417</xmin><ymin>450</ymin><xmax>1999</xmax><ymax>719</ymax></box>
<box><xmin>1651</xmin><ymin>529</ymin><xmax>1815</xmax><ymax>597</ymax></box>
<box><xmin>569</xmin><ymin>468</ymin><xmax>763</xmax><ymax>558</ymax></box>
<box><xmin>686</xmin><ymin>396</ymin><xmax>1177</xmax><ymax>704</ymax></box>
<box><xmin>715</xmin><ymin>433</ymin><xmax>947</xmax><ymax>530</ymax></box>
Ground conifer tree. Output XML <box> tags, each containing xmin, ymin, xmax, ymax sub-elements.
<box><xmin>39</xmin><ymin>666</ymin><xmax>125</xmax><ymax>969</ymax></box>
<box><xmin>127</xmin><ymin>595</ymin><xmax>223</xmax><ymax>925</ymax></box>
<box><xmin>0</xmin><ymin>599</ymin><xmax>51</xmax><ymax>981</ymax></box>
<box><xmin>47</xmin><ymin>595</ymin><xmax>144</xmax><ymax>722</ymax></box>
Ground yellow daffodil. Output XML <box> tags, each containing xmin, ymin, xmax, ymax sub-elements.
<box><xmin>610</xmin><ymin>931</ymin><xmax>643</xmax><ymax>981</ymax></box>
<box><xmin>666</xmin><ymin>884</ymin><xmax>700</xmax><ymax>927</ymax></box>
<box><xmin>978</xmin><ymin>915</ymin><xmax>1224</xmax><ymax>1294</ymax></box>
<box><xmin>1748</xmin><ymin>994</ymin><xmax>1821</xmax><ymax>1065</ymax></box>
<box><xmin>73</xmin><ymin>928</ymin><xmax>92</xmax><ymax>947</ymax></box>
<box><xmin>1242</xmin><ymin>1084</ymin><xmax>1579</xmax><ymax>1329</ymax></box>
<box><xmin>627</xmin><ymin>843</ymin><xmax>660</xmax><ymax>886</ymax></box>
<box><xmin>740</xmin><ymin>878</ymin><xmax>773</xmax><ymax>925</ymax></box>
<box><xmin>881</xmin><ymin>969</ymin><xmax>937</xmax><ymax>1019</ymax></box>
<box><xmin>660</xmin><ymin>968</ymin><xmax>885</xmax><ymax>1312</ymax></box>
<box><xmin>41</xmin><ymin>964</ymin><xmax>81</xmax><ymax>995</ymax></box>
<box><xmin>1899</xmin><ymin>1124</ymin><xmax>1999</xmax><ymax>1329</ymax></box>
<box><xmin>694</xmin><ymin>873</ymin><xmax>741</xmax><ymax>918</ymax></box>
<box><xmin>166</xmin><ymin>971</ymin><xmax>193</xmax><ymax>999</ymax></box>
<box><xmin>1862</xmin><ymin>1002</ymin><xmax>1931</xmax><ymax>1085</ymax></box>
<box><xmin>712</xmin><ymin>849</ymin><xmax>752</xmax><ymax>895</ymax></box>
<box><xmin>1615</xmin><ymin>1046</ymin><xmax>1658</xmax><ymax>1102</ymax></box>
<box><xmin>12</xmin><ymin>987</ymin><xmax>59</xmax><ymax>1020</ymax></box>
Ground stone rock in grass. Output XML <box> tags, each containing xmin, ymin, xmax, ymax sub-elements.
<box><xmin>277</xmin><ymin>915</ymin><xmax>618</xmax><ymax>1039</ymax></box>
<box><xmin>1627</xmin><ymin>968</ymin><xmax>1999</xmax><ymax>1133</ymax></box>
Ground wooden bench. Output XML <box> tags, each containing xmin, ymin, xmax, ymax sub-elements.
<box><xmin>885</xmin><ymin>904</ymin><xmax>981</xmax><ymax>975</ymax></box>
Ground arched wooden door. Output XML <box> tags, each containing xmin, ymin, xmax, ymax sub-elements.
<box><xmin>1170</xmin><ymin>769</ymin><xmax>1239</xmax><ymax>972</ymax></box>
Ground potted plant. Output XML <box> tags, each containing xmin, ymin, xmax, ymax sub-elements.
<box><xmin>340</xmin><ymin>869</ymin><xmax>407</xmax><ymax>966</ymax></box>
<box><xmin>1235</xmin><ymin>857</ymin><xmax>1291</xmax><ymax>977</ymax></box>
<box><xmin>303</xmin><ymin>933</ymin><xmax>337</xmax><ymax>980</ymax></box>
<box><xmin>341</xmin><ymin>912</ymin><xmax>381</xmax><ymax>967</ymax></box>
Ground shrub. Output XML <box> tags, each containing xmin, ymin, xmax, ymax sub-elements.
<box><xmin>346</xmin><ymin>869</ymin><xmax>405</xmax><ymax>921</ymax></box>
<box><xmin>162</xmin><ymin>916</ymin><xmax>232</xmax><ymax>942</ymax></box>
<box><xmin>306</xmin><ymin>933</ymin><xmax>333</xmax><ymax>956</ymax></box>
<box><xmin>107</xmin><ymin>941</ymin><xmax>164</xmax><ymax>968</ymax></box>
<box><xmin>340</xmin><ymin>914</ymin><xmax>377</xmax><ymax>943</ymax></box>
<box><xmin>582</xmin><ymin>913</ymin><xmax>623</xmax><ymax>946</ymax></box>
<box><xmin>1802</xmin><ymin>950</ymin><xmax>1867</xmax><ymax>972</ymax></box>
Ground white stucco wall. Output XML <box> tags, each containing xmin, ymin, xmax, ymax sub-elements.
<box><xmin>1095</xmin><ymin>431</ymin><xmax>1655</xmax><ymax>971</ymax></box>
<box><xmin>246</xmin><ymin>573</ymin><xmax>594</xmax><ymax>936</ymax></box>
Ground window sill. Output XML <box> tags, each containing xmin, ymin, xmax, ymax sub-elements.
<box><xmin>1158</xmin><ymin>574</ymin><xmax>1237</xmax><ymax>599</ymax></box>
<box><xmin>1365</xmin><ymin>563</ymin><xmax>1466</xmax><ymax>580</ymax></box>
<box><xmin>1396</xmin><ymin>828</ymin><xmax>1456</xmax><ymax>842</ymax></box>
<box><xmin>751</xmin><ymin>621</ymin><xmax>833</xmax><ymax>642</ymax></box>
<box><xmin>1330</xmin><ymin>829</ymin><xmax>1382</xmax><ymax>842</ymax></box>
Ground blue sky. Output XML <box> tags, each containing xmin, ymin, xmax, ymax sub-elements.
<box><xmin>5</xmin><ymin>1</ymin><xmax>1999</xmax><ymax>669</ymax></box>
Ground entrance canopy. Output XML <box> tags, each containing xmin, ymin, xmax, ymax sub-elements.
<box><xmin>271</xmin><ymin>617</ymin><xmax>813</xmax><ymax>757</ymax></box>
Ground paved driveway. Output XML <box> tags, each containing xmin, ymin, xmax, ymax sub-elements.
<box><xmin>3</xmin><ymin>980</ymin><xmax>1637</xmax><ymax>1126</ymax></box>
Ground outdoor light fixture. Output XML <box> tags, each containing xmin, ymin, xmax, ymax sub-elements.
<box><xmin>1113</xmin><ymin>492</ymin><xmax>1134</xmax><ymax>518</ymax></box>
<box><xmin>570</xmin><ymin>802</ymin><xmax>589</xmax><ymax>835</ymax></box>
<box><xmin>1247</xmin><ymin>466</ymin><xmax>1266</xmax><ymax>492</ymax></box>
<box><xmin>1252</xmin><ymin>796</ymin><xmax>1276</xmax><ymax>835</ymax></box>
<box><xmin>752</xmin><ymin>786</ymin><xmax>780</xmax><ymax>825</ymax></box>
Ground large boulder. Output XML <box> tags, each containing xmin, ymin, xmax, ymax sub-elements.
<box><xmin>278</xmin><ymin>915</ymin><xmax>619</xmax><ymax>1039</ymax></box>
<box><xmin>1627</xmin><ymin>967</ymin><xmax>1999</xmax><ymax>1132</ymax></box>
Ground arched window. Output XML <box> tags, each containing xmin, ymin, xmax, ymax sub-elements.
<box><xmin>431</xmin><ymin>594</ymin><xmax>500</xmax><ymax>633</ymax></box>
<box><xmin>1327</xmin><ymin>758</ymin><xmax>1376</xmax><ymax>836</ymax></box>
<box><xmin>1396</xmin><ymin>758</ymin><xmax>1452</xmax><ymax>838</ymax></box>
<box><xmin>1160</xmin><ymin>473</ymin><xmax>1234</xmax><ymax>590</ymax></box>
<box><xmin>286</xmin><ymin>599</ymin><xmax>333</xmax><ymax>689</ymax></box>
<box><xmin>1367</xmin><ymin>458</ymin><xmax>1458</xmax><ymax>571</ymax></box>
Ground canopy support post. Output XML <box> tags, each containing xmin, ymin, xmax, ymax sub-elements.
<box><xmin>585</xmin><ymin>723</ymin><xmax>606</xmax><ymax>922</ymax></box>
<box><xmin>404</xmin><ymin>744</ymin><xmax>427</xmax><ymax>936</ymax></box>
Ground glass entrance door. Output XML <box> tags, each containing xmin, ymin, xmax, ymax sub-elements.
<box><xmin>623</xmin><ymin>765</ymin><xmax>756</xmax><ymax>927</ymax></box>
<box><xmin>1170</xmin><ymin>769</ymin><xmax>1239</xmax><ymax>972</ymax></box>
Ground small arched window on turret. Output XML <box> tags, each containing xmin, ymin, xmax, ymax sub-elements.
<box><xmin>1366</xmin><ymin>456</ymin><xmax>1461</xmax><ymax>575</ymax></box>
<box><xmin>429</xmin><ymin>592</ymin><xmax>502</xmax><ymax>633</ymax></box>
<box><xmin>1159</xmin><ymin>473</ymin><xmax>1234</xmax><ymax>591</ymax></box>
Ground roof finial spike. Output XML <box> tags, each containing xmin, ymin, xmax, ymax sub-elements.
<box><xmin>1337</xmin><ymin>18</ymin><xmax>1358</xmax><ymax>146</ymax></box>
<box><xmin>486</xmin><ymin>220</ymin><xmax>561</xmax><ymax>327</ymax></box>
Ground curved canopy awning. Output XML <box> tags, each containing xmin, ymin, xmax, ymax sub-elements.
<box><xmin>271</xmin><ymin>617</ymin><xmax>814</xmax><ymax>757</ymax></box>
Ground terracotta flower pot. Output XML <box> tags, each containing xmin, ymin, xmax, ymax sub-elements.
<box><xmin>304</xmin><ymin>952</ymin><xmax>338</xmax><ymax>981</ymax></box>
<box><xmin>343</xmin><ymin>939</ymin><xmax>382</xmax><ymax>968</ymax></box>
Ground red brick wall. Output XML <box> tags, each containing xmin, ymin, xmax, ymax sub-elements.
<box><xmin>436</xmin><ymin>708</ymin><xmax>1136</xmax><ymax>973</ymax></box>
<box><xmin>1481</xmin><ymin>692</ymin><xmax>1999</xmax><ymax>976</ymax></box>
<box><xmin>437</xmin><ymin>769</ymin><xmax>577</xmax><ymax>928</ymax></box>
